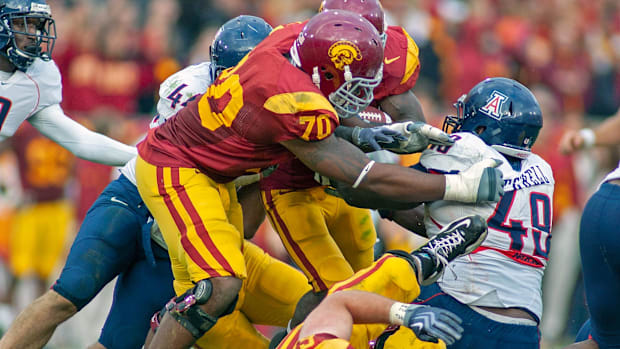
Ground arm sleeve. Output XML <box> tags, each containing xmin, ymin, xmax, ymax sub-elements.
<box><xmin>28</xmin><ymin>104</ymin><xmax>137</xmax><ymax>166</ymax></box>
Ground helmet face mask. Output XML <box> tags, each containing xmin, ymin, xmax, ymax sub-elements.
<box><xmin>209</xmin><ymin>15</ymin><xmax>273</xmax><ymax>81</ymax></box>
<box><xmin>292</xmin><ymin>10</ymin><xmax>384</xmax><ymax>119</ymax></box>
<box><xmin>0</xmin><ymin>0</ymin><xmax>56</xmax><ymax>71</ymax></box>
<box><xmin>443</xmin><ymin>77</ymin><xmax>543</xmax><ymax>159</ymax></box>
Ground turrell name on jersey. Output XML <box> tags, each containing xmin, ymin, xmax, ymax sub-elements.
<box><xmin>503</xmin><ymin>164</ymin><xmax>551</xmax><ymax>191</ymax></box>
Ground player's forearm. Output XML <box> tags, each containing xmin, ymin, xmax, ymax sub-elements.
<box><xmin>300</xmin><ymin>290</ymin><xmax>394</xmax><ymax>340</ymax></box>
<box><xmin>593</xmin><ymin>111</ymin><xmax>620</xmax><ymax>146</ymax></box>
<box><xmin>358</xmin><ymin>163</ymin><xmax>445</xmax><ymax>202</ymax></box>
<box><xmin>30</xmin><ymin>105</ymin><xmax>137</xmax><ymax>166</ymax></box>
<box><xmin>284</xmin><ymin>135</ymin><xmax>445</xmax><ymax>203</ymax></box>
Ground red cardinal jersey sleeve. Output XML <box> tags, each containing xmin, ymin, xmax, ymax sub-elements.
<box><xmin>373</xmin><ymin>26</ymin><xmax>421</xmax><ymax>101</ymax></box>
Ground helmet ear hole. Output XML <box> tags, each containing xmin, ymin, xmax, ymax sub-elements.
<box><xmin>474</xmin><ymin>125</ymin><xmax>486</xmax><ymax>135</ymax></box>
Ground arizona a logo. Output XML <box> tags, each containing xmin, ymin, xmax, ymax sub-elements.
<box><xmin>328</xmin><ymin>40</ymin><xmax>362</xmax><ymax>70</ymax></box>
<box><xmin>479</xmin><ymin>91</ymin><xmax>508</xmax><ymax>120</ymax></box>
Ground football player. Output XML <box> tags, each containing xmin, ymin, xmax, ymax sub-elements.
<box><xmin>135</xmin><ymin>10</ymin><xmax>503</xmax><ymax>349</ymax></box>
<box><xmin>0</xmin><ymin>15</ymin><xmax>298</xmax><ymax>349</ymax></box>
<box><xmin>0</xmin><ymin>0</ymin><xmax>135</xmax><ymax>164</ymax></box>
<box><xmin>277</xmin><ymin>215</ymin><xmax>488</xmax><ymax>349</ymax></box>
<box><xmin>559</xmin><ymin>108</ymin><xmax>620</xmax><ymax>349</ymax></box>
<box><xmin>259</xmin><ymin>0</ymin><xmax>452</xmax><ymax>336</ymax></box>
<box><xmin>332</xmin><ymin>78</ymin><xmax>553</xmax><ymax>348</ymax></box>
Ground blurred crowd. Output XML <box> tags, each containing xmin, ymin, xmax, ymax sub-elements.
<box><xmin>0</xmin><ymin>0</ymin><xmax>619</xmax><ymax>347</ymax></box>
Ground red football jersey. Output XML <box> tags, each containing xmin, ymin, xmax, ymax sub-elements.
<box><xmin>137</xmin><ymin>36</ymin><xmax>339</xmax><ymax>183</ymax></box>
<box><xmin>261</xmin><ymin>25</ymin><xmax>421</xmax><ymax>191</ymax></box>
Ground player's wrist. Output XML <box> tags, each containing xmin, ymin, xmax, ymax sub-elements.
<box><xmin>389</xmin><ymin>302</ymin><xmax>418</xmax><ymax>326</ymax></box>
<box><xmin>578</xmin><ymin>128</ymin><xmax>596</xmax><ymax>149</ymax></box>
<box><xmin>443</xmin><ymin>174</ymin><xmax>469</xmax><ymax>202</ymax></box>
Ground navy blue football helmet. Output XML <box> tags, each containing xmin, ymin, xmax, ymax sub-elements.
<box><xmin>0</xmin><ymin>0</ymin><xmax>56</xmax><ymax>71</ymax></box>
<box><xmin>443</xmin><ymin>77</ymin><xmax>543</xmax><ymax>160</ymax></box>
<box><xmin>209</xmin><ymin>15</ymin><xmax>272</xmax><ymax>81</ymax></box>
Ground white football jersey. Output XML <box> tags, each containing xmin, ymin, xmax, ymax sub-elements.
<box><xmin>602</xmin><ymin>161</ymin><xmax>620</xmax><ymax>183</ymax></box>
<box><xmin>0</xmin><ymin>59</ymin><xmax>62</xmax><ymax>138</ymax></box>
<box><xmin>420</xmin><ymin>132</ymin><xmax>555</xmax><ymax>321</ymax></box>
<box><xmin>120</xmin><ymin>62</ymin><xmax>213</xmax><ymax>184</ymax></box>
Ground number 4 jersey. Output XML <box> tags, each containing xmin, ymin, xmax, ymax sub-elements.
<box><xmin>419</xmin><ymin>132</ymin><xmax>555</xmax><ymax>322</ymax></box>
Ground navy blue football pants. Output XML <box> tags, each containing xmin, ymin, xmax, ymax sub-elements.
<box><xmin>577</xmin><ymin>181</ymin><xmax>620</xmax><ymax>348</ymax></box>
<box><xmin>52</xmin><ymin>175</ymin><xmax>174</xmax><ymax>349</ymax></box>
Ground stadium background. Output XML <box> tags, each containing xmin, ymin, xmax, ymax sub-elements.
<box><xmin>0</xmin><ymin>0</ymin><xmax>618</xmax><ymax>347</ymax></box>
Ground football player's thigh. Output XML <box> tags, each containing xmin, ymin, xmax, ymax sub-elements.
<box><xmin>329</xmin><ymin>255</ymin><xmax>420</xmax><ymax>303</ymax></box>
<box><xmin>329</xmin><ymin>200</ymin><xmax>376</xmax><ymax>272</ymax></box>
<box><xmin>10</xmin><ymin>204</ymin><xmax>38</xmax><ymax>277</ymax></box>
<box><xmin>262</xmin><ymin>189</ymin><xmax>354</xmax><ymax>291</ymax></box>
<box><xmin>195</xmin><ymin>309</ymin><xmax>269</xmax><ymax>349</ymax></box>
<box><xmin>241</xmin><ymin>241</ymin><xmax>312</xmax><ymax>327</ymax></box>
<box><xmin>136</xmin><ymin>157</ymin><xmax>245</xmax><ymax>294</ymax></box>
<box><xmin>37</xmin><ymin>200</ymin><xmax>74</xmax><ymax>278</ymax></box>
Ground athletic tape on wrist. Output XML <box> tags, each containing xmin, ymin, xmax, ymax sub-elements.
<box><xmin>388</xmin><ymin>302</ymin><xmax>410</xmax><ymax>326</ymax></box>
<box><xmin>352</xmin><ymin>160</ymin><xmax>376</xmax><ymax>189</ymax></box>
<box><xmin>579</xmin><ymin>128</ymin><xmax>596</xmax><ymax>148</ymax></box>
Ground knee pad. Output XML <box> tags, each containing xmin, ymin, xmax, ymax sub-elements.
<box><xmin>151</xmin><ymin>279</ymin><xmax>238</xmax><ymax>339</ymax></box>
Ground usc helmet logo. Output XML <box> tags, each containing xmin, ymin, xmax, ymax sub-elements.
<box><xmin>328</xmin><ymin>40</ymin><xmax>362</xmax><ymax>70</ymax></box>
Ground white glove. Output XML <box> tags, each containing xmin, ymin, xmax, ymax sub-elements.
<box><xmin>443</xmin><ymin>158</ymin><xmax>504</xmax><ymax>203</ymax></box>
<box><xmin>383</xmin><ymin>121</ymin><xmax>453</xmax><ymax>154</ymax></box>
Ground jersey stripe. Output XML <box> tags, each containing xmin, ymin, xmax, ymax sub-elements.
<box><xmin>329</xmin><ymin>254</ymin><xmax>393</xmax><ymax>293</ymax></box>
<box><xmin>156</xmin><ymin>167</ymin><xmax>219</xmax><ymax>278</ymax></box>
<box><xmin>170</xmin><ymin>168</ymin><xmax>235</xmax><ymax>276</ymax></box>
<box><xmin>262</xmin><ymin>189</ymin><xmax>328</xmax><ymax>291</ymax></box>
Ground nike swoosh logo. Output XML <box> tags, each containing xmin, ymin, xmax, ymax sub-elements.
<box><xmin>384</xmin><ymin>56</ymin><xmax>400</xmax><ymax>64</ymax></box>
<box><xmin>111</xmin><ymin>196</ymin><xmax>128</xmax><ymax>206</ymax></box>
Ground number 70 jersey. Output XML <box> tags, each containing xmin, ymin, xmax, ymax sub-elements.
<box><xmin>137</xmin><ymin>40</ymin><xmax>340</xmax><ymax>183</ymax></box>
<box><xmin>419</xmin><ymin>132</ymin><xmax>555</xmax><ymax>320</ymax></box>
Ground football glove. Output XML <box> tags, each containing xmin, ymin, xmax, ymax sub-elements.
<box><xmin>382</xmin><ymin>121</ymin><xmax>454</xmax><ymax>154</ymax></box>
<box><xmin>351</xmin><ymin>126</ymin><xmax>406</xmax><ymax>152</ymax></box>
<box><xmin>389</xmin><ymin>303</ymin><xmax>463</xmax><ymax>345</ymax></box>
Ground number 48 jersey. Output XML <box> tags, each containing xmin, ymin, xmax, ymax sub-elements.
<box><xmin>419</xmin><ymin>132</ymin><xmax>555</xmax><ymax>321</ymax></box>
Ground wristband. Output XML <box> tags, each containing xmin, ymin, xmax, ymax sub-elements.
<box><xmin>579</xmin><ymin>128</ymin><xmax>596</xmax><ymax>149</ymax></box>
<box><xmin>352</xmin><ymin>160</ymin><xmax>375</xmax><ymax>188</ymax></box>
<box><xmin>388</xmin><ymin>302</ymin><xmax>410</xmax><ymax>326</ymax></box>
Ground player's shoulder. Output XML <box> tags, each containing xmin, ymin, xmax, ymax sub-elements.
<box><xmin>385</xmin><ymin>25</ymin><xmax>418</xmax><ymax>52</ymax></box>
<box><xmin>27</xmin><ymin>58</ymin><xmax>60</xmax><ymax>78</ymax></box>
<box><xmin>160</xmin><ymin>62</ymin><xmax>211</xmax><ymax>97</ymax></box>
<box><xmin>26</xmin><ymin>59</ymin><xmax>61</xmax><ymax>87</ymax></box>
<box><xmin>522</xmin><ymin>152</ymin><xmax>555</xmax><ymax>182</ymax></box>
<box><xmin>24</xmin><ymin>59</ymin><xmax>62</xmax><ymax>106</ymax></box>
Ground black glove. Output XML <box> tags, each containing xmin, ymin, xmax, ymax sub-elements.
<box><xmin>390</xmin><ymin>303</ymin><xmax>463</xmax><ymax>345</ymax></box>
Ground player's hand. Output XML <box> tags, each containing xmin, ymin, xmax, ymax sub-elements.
<box><xmin>351</xmin><ymin>126</ymin><xmax>406</xmax><ymax>152</ymax></box>
<box><xmin>233</xmin><ymin>165</ymin><xmax>278</xmax><ymax>187</ymax></box>
<box><xmin>382</xmin><ymin>121</ymin><xmax>453</xmax><ymax>154</ymax></box>
<box><xmin>443</xmin><ymin>158</ymin><xmax>504</xmax><ymax>203</ymax></box>
<box><xmin>391</xmin><ymin>303</ymin><xmax>463</xmax><ymax>345</ymax></box>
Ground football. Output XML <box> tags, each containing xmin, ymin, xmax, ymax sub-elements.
<box><xmin>358</xmin><ymin>106</ymin><xmax>393</xmax><ymax>124</ymax></box>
